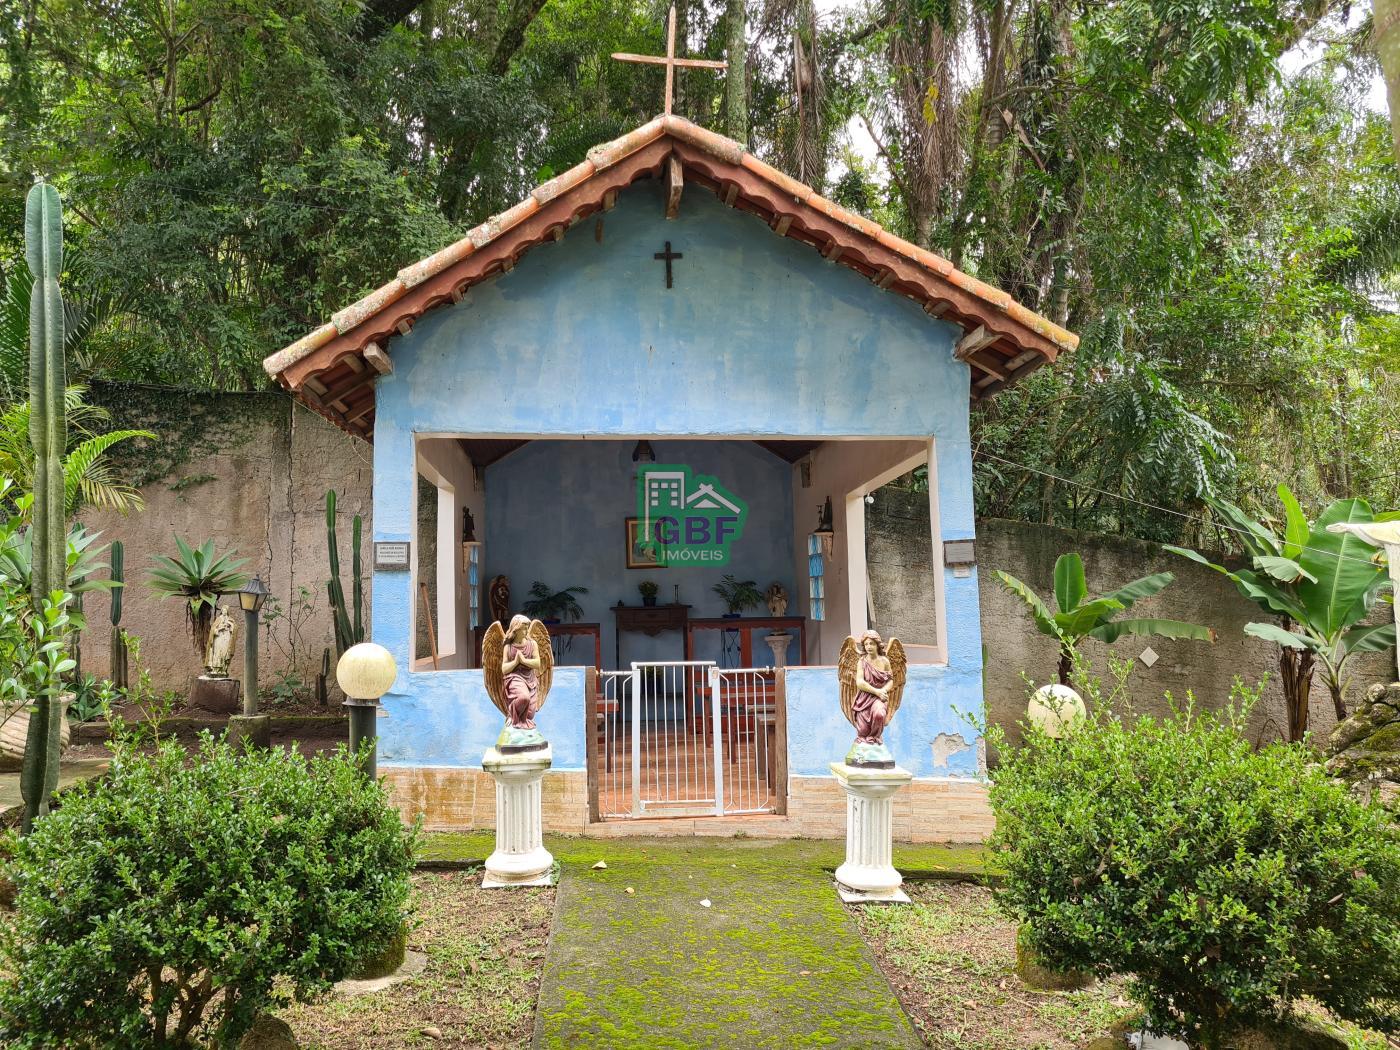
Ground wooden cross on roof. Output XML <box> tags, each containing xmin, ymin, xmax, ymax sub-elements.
<box><xmin>612</xmin><ymin>4</ymin><xmax>727</xmax><ymax>116</ymax></box>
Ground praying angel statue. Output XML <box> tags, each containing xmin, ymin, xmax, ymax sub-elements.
<box><xmin>837</xmin><ymin>630</ymin><xmax>908</xmax><ymax>768</ymax></box>
<box><xmin>482</xmin><ymin>614</ymin><xmax>555</xmax><ymax>753</ymax></box>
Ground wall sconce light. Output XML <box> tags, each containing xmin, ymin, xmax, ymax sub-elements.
<box><xmin>811</xmin><ymin>497</ymin><xmax>835</xmax><ymax>558</ymax></box>
<box><xmin>943</xmin><ymin>539</ymin><xmax>977</xmax><ymax>578</ymax></box>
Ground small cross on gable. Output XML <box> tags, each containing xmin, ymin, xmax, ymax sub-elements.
<box><xmin>612</xmin><ymin>5</ymin><xmax>727</xmax><ymax>116</ymax></box>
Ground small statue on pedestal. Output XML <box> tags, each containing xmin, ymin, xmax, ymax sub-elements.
<box><xmin>204</xmin><ymin>605</ymin><xmax>237</xmax><ymax>679</ymax></box>
<box><xmin>838</xmin><ymin>630</ymin><xmax>907</xmax><ymax>768</ymax></box>
<box><xmin>482</xmin><ymin>614</ymin><xmax>554</xmax><ymax>753</ymax></box>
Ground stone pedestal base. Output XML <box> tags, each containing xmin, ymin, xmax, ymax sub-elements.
<box><xmin>830</xmin><ymin>761</ymin><xmax>913</xmax><ymax>903</ymax></box>
<box><xmin>226</xmin><ymin>714</ymin><xmax>271</xmax><ymax>749</ymax></box>
<box><xmin>189</xmin><ymin>675</ymin><xmax>240</xmax><ymax>714</ymax></box>
<box><xmin>481</xmin><ymin>745</ymin><xmax>555</xmax><ymax>888</ymax></box>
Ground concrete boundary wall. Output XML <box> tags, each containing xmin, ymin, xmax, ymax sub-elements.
<box><xmin>77</xmin><ymin>387</ymin><xmax>373</xmax><ymax>698</ymax></box>
<box><xmin>76</xmin><ymin>391</ymin><xmax>1391</xmax><ymax>748</ymax></box>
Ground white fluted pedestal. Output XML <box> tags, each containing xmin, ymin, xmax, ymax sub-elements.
<box><xmin>481</xmin><ymin>745</ymin><xmax>555</xmax><ymax>888</ymax></box>
<box><xmin>830</xmin><ymin>761</ymin><xmax>913</xmax><ymax>904</ymax></box>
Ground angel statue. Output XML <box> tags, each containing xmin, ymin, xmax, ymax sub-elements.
<box><xmin>837</xmin><ymin>630</ymin><xmax>908</xmax><ymax>767</ymax></box>
<box><xmin>482</xmin><ymin>614</ymin><xmax>554</xmax><ymax>752</ymax></box>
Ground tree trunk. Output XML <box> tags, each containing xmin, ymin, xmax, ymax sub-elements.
<box><xmin>1057</xmin><ymin>645</ymin><xmax>1073</xmax><ymax>686</ymax></box>
<box><xmin>1279</xmin><ymin>645</ymin><xmax>1315</xmax><ymax>743</ymax></box>
<box><xmin>1326</xmin><ymin>675</ymin><xmax>1347</xmax><ymax>724</ymax></box>
<box><xmin>1376</xmin><ymin>0</ymin><xmax>1400</xmax><ymax>164</ymax></box>
<box><xmin>725</xmin><ymin>0</ymin><xmax>747</xmax><ymax>146</ymax></box>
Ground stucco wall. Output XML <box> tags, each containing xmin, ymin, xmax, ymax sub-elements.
<box><xmin>368</xmin><ymin>178</ymin><xmax>984</xmax><ymax>778</ymax></box>
<box><xmin>77</xmin><ymin>387</ymin><xmax>373</xmax><ymax>697</ymax></box>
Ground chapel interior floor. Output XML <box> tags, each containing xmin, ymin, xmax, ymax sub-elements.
<box><xmin>595</xmin><ymin>726</ymin><xmax>779</xmax><ymax>819</ymax></box>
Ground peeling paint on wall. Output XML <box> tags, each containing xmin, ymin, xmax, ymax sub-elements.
<box><xmin>931</xmin><ymin>732</ymin><xmax>972</xmax><ymax>769</ymax></box>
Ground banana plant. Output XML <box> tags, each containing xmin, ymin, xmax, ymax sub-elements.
<box><xmin>996</xmin><ymin>553</ymin><xmax>1215</xmax><ymax>685</ymax></box>
<box><xmin>1165</xmin><ymin>484</ymin><xmax>1396</xmax><ymax>740</ymax></box>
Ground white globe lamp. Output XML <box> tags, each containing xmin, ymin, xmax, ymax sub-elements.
<box><xmin>1027</xmin><ymin>683</ymin><xmax>1085</xmax><ymax>739</ymax></box>
<box><xmin>337</xmin><ymin>643</ymin><xmax>397</xmax><ymax>777</ymax></box>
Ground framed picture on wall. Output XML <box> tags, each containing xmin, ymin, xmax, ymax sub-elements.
<box><xmin>625</xmin><ymin>517</ymin><xmax>668</xmax><ymax>569</ymax></box>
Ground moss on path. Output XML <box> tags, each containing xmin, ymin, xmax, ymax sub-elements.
<box><xmin>419</xmin><ymin>831</ymin><xmax>1000</xmax><ymax>882</ymax></box>
<box><xmin>531</xmin><ymin>838</ymin><xmax>923</xmax><ymax>1049</ymax></box>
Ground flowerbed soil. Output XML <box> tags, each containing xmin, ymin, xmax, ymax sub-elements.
<box><xmin>852</xmin><ymin>881</ymin><xmax>1131</xmax><ymax>1049</ymax></box>
<box><xmin>282</xmin><ymin>869</ymin><xmax>554</xmax><ymax>1049</ymax></box>
<box><xmin>852</xmin><ymin>882</ymin><xmax>1398</xmax><ymax>1050</ymax></box>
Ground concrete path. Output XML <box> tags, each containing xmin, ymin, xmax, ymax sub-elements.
<box><xmin>532</xmin><ymin>838</ymin><xmax>921</xmax><ymax>1050</ymax></box>
<box><xmin>0</xmin><ymin>757</ymin><xmax>108</xmax><ymax>821</ymax></box>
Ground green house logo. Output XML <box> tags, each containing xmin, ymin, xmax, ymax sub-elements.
<box><xmin>636</xmin><ymin>465</ymin><xmax>748</xmax><ymax>566</ymax></box>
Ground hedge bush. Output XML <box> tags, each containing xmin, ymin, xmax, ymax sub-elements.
<box><xmin>0</xmin><ymin>735</ymin><xmax>416</xmax><ymax>1048</ymax></box>
<box><xmin>989</xmin><ymin>702</ymin><xmax>1400</xmax><ymax>1047</ymax></box>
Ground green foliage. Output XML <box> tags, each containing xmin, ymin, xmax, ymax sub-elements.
<box><xmin>995</xmin><ymin>552</ymin><xmax>1214</xmax><ymax>683</ymax></box>
<box><xmin>0</xmin><ymin>385</ymin><xmax>152</xmax><ymax>518</ymax></box>
<box><xmin>0</xmin><ymin>0</ymin><xmax>1393</xmax><ymax>548</ymax></box>
<box><xmin>0</xmin><ymin>734</ymin><xmax>417</xmax><ymax>1048</ymax></box>
<box><xmin>638</xmin><ymin>579</ymin><xmax>659</xmax><ymax>600</ymax></box>
<box><xmin>65</xmin><ymin>673</ymin><xmax>118</xmax><ymax>724</ymax></box>
<box><xmin>522</xmin><ymin>581</ymin><xmax>588</xmax><ymax>622</ymax></box>
<box><xmin>988</xmin><ymin>702</ymin><xmax>1400</xmax><ymax>1045</ymax></box>
<box><xmin>147</xmin><ymin>537</ymin><xmax>249</xmax><ymax>656</ymax></box>
<box><xmin>712</xmin><ymin>574</ymin><xmax>762</xmax><ymax>615</ymax></box>
<box><xmin>325</xmin><ymin>489</ymin><xmax>364</xmax><ymax>656</ymax></box>
<box><xmin>1165</xmin><ymin>484</ymin><xmax>1395</xmax><ymax>731</ymax></box>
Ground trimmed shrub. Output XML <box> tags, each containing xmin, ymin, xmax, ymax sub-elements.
<box><xmin>989</xmin><ymin>703</ymin><xmax>1400</xmax><ymax>1047</ymax></box>
<box><xmin>0</xmin><ymin>735</ymin><xmax>416</xmax><ymax>1048</ymax></box>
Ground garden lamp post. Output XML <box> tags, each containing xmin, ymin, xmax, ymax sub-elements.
<box><xmin>237</xmin><ymin>576</ymin><xmax>269</xmax><ymax>717</ymax></box>
<box><xmin>336</xmin><ymin>642</ymin><xmax>397</xmax><ymax>778</ymax></box>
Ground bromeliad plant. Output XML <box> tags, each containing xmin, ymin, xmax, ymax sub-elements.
<box><xmin>995</xmin><ymin>553</ymin><xmax>1215</xmax><ymax>684</ymax></box>
<box><xmin>1166</xmin><ymin>485</ymin><xmax>1396</xmax><ymax>740</ymax></box>
<box><xmin>148</xmin><ymin>538</ymin><xmax>249</xmax><ymax>656</ymax></box>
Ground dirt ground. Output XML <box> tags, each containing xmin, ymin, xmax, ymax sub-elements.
<box><xmin>283</xmin><ymin>870</ymin><xmax>555</xmax><ymax>1049</ymax></box>
<box><xmin>853</xmin><ymin>881</ymin><xmax>1132</xmax><ymax>1050</ymax></box>
<box><xmin>853</xmin><ymin>882</ymin><xmax>1399</xmax><ymax>1050</ymax></box>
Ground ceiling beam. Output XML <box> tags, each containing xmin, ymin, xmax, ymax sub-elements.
<box><xmin>363</xmin><ymin>342</ymin><xmax>393</xmax><ymax>375</ymax></box>
<box><xmin>666</xmin><ymin>155</ymin><xmax>683</xmax><ymax>219</ymax></box>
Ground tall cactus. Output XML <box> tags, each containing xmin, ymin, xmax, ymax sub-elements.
<box><xmin>21</xmin><ymin>181</ymin><xmax>68</xmax><ymax>835</ymax></box>
<box><xmin>326</xmin><ymin>489</ymin><xmax>364</xmax><ymax>656</ymax></box>
<box><xmin>110</xmin><ymin>540</ymin><xmax>127</xmax><ymax>689</ymax></box>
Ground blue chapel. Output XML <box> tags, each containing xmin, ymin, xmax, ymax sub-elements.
<box><xmin>264</xmin><ymin>114</ymin><xmax>1076</xmax><ymax>840</ymax></box>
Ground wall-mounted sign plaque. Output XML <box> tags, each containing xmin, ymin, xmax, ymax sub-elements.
<box><xmin>374</xmin><ymin>541</ymin><xmax>411</xmax><ymax>571</ymax></box>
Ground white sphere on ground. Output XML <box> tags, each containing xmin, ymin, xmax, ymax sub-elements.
<box><xmin>337</xmin><ymin>642</ymin><xmax>398</xmax><ymax>700</ymax></box>
<box><xmin>1027</xmin><ymin>683</ymin><xmax>1085</xmax><ymax>738</ymax></box>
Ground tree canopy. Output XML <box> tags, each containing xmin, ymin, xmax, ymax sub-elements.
<box><xmin>0</xmin><ymin>0</ymin><xmax>1395</xmax><ymax>541</ymax></box>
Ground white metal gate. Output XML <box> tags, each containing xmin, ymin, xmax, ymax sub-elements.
<box><xmin>594</xmin><ymin>661</ymin><xmax>780</xmax><ymax>819</ymax></box>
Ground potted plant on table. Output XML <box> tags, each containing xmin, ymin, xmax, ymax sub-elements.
<box><xmin>638</xmin><ymin>580</ymin><xmax>659</xmax><ymax>608</ymax></box>
<box><xmin>713</xmin><ymin>575</ymin><xmax>762</xmax><ymax>619</ymax></box>
<box><xmin>521</xmin><ymin>581</ymin><xmax>588</xmax><ymax>624</ymax></box>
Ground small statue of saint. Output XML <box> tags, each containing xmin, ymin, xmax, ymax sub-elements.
<box><xmin>488</xmin><ymin>574</ymin><xmax>511</xmax><ymax>626</ymax></box>
<box><xmin>765</xmin><ymin>582</ymin><xmax>789</xmax><ymax>616</ymax></box>
<box><xmin>204</xmin><ymin>605</ymin><xmax>237</xmax><ymax>679</ymax></box>
<box><xmin>462</xmin><ymin>507</ymin><xmax>476</xmax><ymax>543</ymax></box>
<box><xmin>837</xmin><ymin>630</ymin><xmax>907</xmax><ymax>768</ymax></box>
<box><xmin>482</xmin><ymin>614</ymin><xmax>554</xmax><ymax>752</ymax></box>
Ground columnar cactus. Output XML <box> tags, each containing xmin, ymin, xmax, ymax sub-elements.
<box><xmin>110</xmin><ymin>540</ymin><xmax>128</xmax><ymax>688</ymax></box>
<box><xmin>21</xmin><ymin>181</ymin><xmax>68</xmax><ymax>834</ymax></box>
<box><xmin>326</xmin><ymin>489</ymin><xmax>364</xmax><ymax>656</ymax></box>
